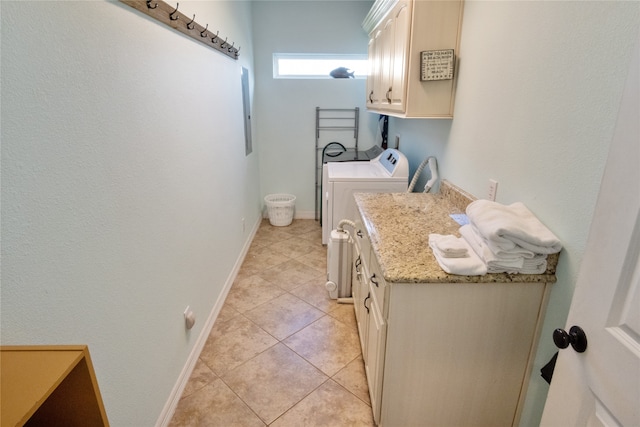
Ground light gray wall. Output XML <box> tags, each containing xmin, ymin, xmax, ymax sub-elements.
<box><xmin>252</xmin><ymin>0</ymin><xmax>377</xmax><ymax>217</ymax></box>
<box><xmin>390</xmin><ymin>1</ymin><xmax>639</xmax><ymax>425</ymax></box>
<box><xmin>1</xmin><ymin>1</ymin><xmax>258</xmax><ymax>425</ymax></box>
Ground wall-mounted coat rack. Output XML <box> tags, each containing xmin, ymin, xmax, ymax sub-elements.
<box><xmin>120</xmin><ymin>0</ymin><xmax>239</xmax><ymax>60</ymax></box>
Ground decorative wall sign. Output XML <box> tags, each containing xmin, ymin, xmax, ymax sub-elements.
<box><xmin>420</xmin><ymin>50</ymin><xmax>454</xmax><ymax>81</ymax></box>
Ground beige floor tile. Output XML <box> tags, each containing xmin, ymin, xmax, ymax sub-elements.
<box><xmin>169</xmin><ymin>378</ymin><xmax>265</xmax><ymax>427</ymax></box>
<box><xmin>181</xmin><ymin>358</ymin><xmax>218</xmax><ymax>398</ymax></box>
<box><xmin>270</xmin><ymin>380</ymin><xmax>375</xmax><ymax>427</ymax></box>
<box><xmin>233</xmin><ymin>266</ymin><xmax>259</xmax><ymax>284</ymax></box>
<box><xmin>258</xmin><ymin>259</ymin><xmax>325</xmax><ymax>291</ymax></box>
<box><xmin>224</xmin><ymin>274</ymin><xmax>285</xmax><ymax>313</ymax></box>
<box><xmin>222</xmin><ymin>343</ymin><xmax>328</xmax><ymax>424</ymax></box>
<box><xmin>296</xmin><ymin>227</ymin><xmax>323</xmax><ymax>242</ymax></box>
<box><xmin>252</xmin><ymin>222</ymin><xmax>296</xmax><ymax>246</ymax></box>
<box><xmin>281</xmin><ymin>219</ymin><xmax>319</xmax><ymax>236</ymax></box>
<box><xmin>289</xmin><ymin>276</ymin><xmax>339</xmax><ymax>313</ymax></box>
<box><xmin>241</xmin><ymin>245</ymin><xmax>291</xmax><ymax>275</ymax></box>
<box><xmin>327</xmin><ymin>302</ymin><xmax>357</xmax><ymax>329</ymax></box>
<box><xmin>214</xmin><ymin>302</ymin><xmax>241</xmax><ymax>325</ymax></box>
<box><xmin>332</xmin><ymin>356</ymin><xmax>371</xmax><ymax>406</ymax></box>
<box><xmin>283</xmin><ymin>315</ymin><xmax>361</xmax><ymax>377</ymax></box>
<box><xmin>269</xmin><ymin>236</ymin><xmax>318</xmax><ymax>259</ymax></box>
<box><xmin>200</xmin><ymin>315</ymin><xmax>278</xmax><ymax>376</ymax></box>
<box><xmin>244</xmin><ymin>292</ymin><xmax>325</xmax><ymax>340</ymax></box>
<box><xmin>297</xmin><ymin>245</ymin><xmax>327</xmax><ymax>271</ymax></box>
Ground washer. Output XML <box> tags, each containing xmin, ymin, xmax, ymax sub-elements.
<box><xmin>322</xmin><ymin>148</ymin><xmax>409</xmax><ymax>244</ymax></box>
<box><xmin>322</xmin><ymin>145</ymin><xmax>383</xmax><ymax>164</ymax></box>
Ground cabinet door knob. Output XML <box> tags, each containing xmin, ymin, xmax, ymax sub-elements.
<box><xmin>386</xmin><ymin>87</ymin><xmax>392</xmax><ymax>103</ymax></box>
<box><xmin>553</xmin><ymin>325</ymin><xmax>588</xmax><ymax>353</ymax></box>
<box><xmin>364</xmin><ymin>292</ymin><xmax>370</xmax><ymax>314</ymax></box>
<box><xmin>357</xmin><ymin>230</ymin><xmax>363</xmax><ymax>238</ymax></box>
<box><xmin>369</xmin><ymin>90</ymin><xmax>374</xmax><ymax>103</ymax></box>
<box><xmin>371</xmin><ymin>273</ymin><xmax>379</xmax><ymax>287</ymax></box>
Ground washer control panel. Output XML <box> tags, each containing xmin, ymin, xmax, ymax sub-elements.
<box><xmin>375</xmin><ymin>149</ymin><xmax>409</xmax><ymax>177</ymax></box>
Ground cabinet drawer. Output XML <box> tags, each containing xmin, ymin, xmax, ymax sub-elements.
<box><xmin>368</xmin><ymin>253</ymin><xmax>387</xmax><ymax>313</ymax></box>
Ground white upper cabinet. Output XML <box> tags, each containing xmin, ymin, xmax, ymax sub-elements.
<box><xmin>362</xmin><ymin>0</ymin><xmax>464</xmax><ymax>118</ymax></box>
<box><xmin>389</xmin><ymin>2</ymin><xmax>411</xmax><ymax>111</ymax></box>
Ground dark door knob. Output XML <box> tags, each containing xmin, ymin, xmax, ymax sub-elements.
<box><xmin>553</xmin><ymin>325</ymin><xmax>588</xmax><ymax>353</ymax></box>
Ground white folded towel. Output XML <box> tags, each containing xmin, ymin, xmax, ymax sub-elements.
<box><xmin>466</xmin><ymin>200</ymin><xmax>562</xmax><ymax>254</ymax></box>
<box><xmin>470</xmin><ymin>224</ymin><xmax>537</xmax><ymax>259</ymax></box>
<box><xmin>460</xmin><ymin>225</ymin><xmax>523</xmax><ymax>270</ymax></box>
<box><xmin>460</xmin><ymin>225</ymin><xmax>548</xmax><ymax>274</ymax></box>
<box><xmin>429</xmin><ymin>233</ymin><xmax>469</xmax><ymax>258</ymax></box>
<box><xmin>518</xmin><ymin>257</ymin><xmax>548</xmax><ymax>274</ymax></box>
<box><xmin>429</xmin><ymin>234</ymin><xmax>487</xmax><ymax>276</ymax></box>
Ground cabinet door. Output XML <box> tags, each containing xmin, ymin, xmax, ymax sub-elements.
<box><xmin>381</xmin><ymin>281</ymin><xmax>547</xmax><ymax>426</ymax></box>
<box><xmin>365</xmin><ymin>293</ymin><xmax>387</xmax><ymax>424</ymax></box>
<box><xmin>388</xmin><ymin>1</ymin><xmax>411</xmax><ymax>111</ymax></box>
<box><xmin>366</xmin><ymin>34</ymin><xmax>377</xmax><ymax>108</ymax></box>
<box><xmin>379</xmin><ymin>17</ymin><xmax>394</xmax><ymax>106</ymax></box>
<box><xmin>358</xmin><ymin>278</ymin><xmax>371</xmax><ymax>362</ymax></box>
<box><xmin>367</xmin><ymin>29</ymin><xmax>385</xmax><ymax>108</ymax></box>
<box><xmin>352</xmin><ymin>246</ymin><xmax>367</xmax><ymax>354</ymax></box>
<box><xmin>351</xmin><ymin>246</ymin><xmax>361</xmax><ymax>312</ymax></box>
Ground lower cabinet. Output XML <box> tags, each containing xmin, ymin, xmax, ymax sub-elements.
<box><xmin>364</xmin><ymin>286</ymin><xmax>386</xmax><ymax>424</ymax></box>
<box><xmin>352</xmin><ymin>241</ymin><xmax>368</xmax><ymax>357</ymax></box>
<box><xmin>352</xmin><ymin>218</ymin><xmax>551</xmax><ymax>426</ymax></box>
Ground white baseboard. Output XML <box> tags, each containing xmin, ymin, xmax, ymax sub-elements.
<box><xmin>294</xmin><ymin>210</ymin><xmax>317</xmax><ymax>220</ymax></box>
<box><xmin>261</xmin><ymin>209</ymin><xmax>317</xmax><ymax>220</ymax></box>
<box><xmin>155</xmin><ymin>216</ymin><xmax>262</xmax><ymax>427</ymax></box>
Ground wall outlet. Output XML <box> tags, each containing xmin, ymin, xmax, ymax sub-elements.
<box><xmin>488</xmin><ymin>179</ymin><xmax>499</xmax><ymax>201</ymax></box>
<box><xmin>184</xmin><ymin>306</ymin><xmax>196</xmax><ymax>330</ymax></box>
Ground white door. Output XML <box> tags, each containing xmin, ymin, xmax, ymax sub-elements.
<box><xmin>540</xmin><ymin>44</ymin><xmax>639</xmax><ymax>426</ymax></box>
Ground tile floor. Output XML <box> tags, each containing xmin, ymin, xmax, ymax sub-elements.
<box><xmin>169</xmin><ymin>219</ymin><xmax>375</xmax><ymax>426</ymax></box>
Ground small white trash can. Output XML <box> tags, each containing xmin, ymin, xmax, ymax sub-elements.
<box><xmin>264</xmin><ymin>194</ymin><xmax>296</xmax><ymax>226</ymax></box>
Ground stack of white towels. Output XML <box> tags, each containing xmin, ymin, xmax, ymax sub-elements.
<box><xmin>429</xmin><ymin>199</ymin><xmax>562</xmax><ymax>276</ymax></box>
<box><xmin>428</xmin><ymin>233</ymin><xmax>487</xmax><ymax>276</ymax></box>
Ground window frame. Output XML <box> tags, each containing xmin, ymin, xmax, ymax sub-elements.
<box><xmin>272</xmin><ymin>53</ymin><xmax>368</xmax><ymax>79</ymax></box>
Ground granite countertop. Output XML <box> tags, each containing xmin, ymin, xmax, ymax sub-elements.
<box><xmin>354</xmin><ymin>181</ymin><xmax>558</xmax><ymax>284</ymax></box>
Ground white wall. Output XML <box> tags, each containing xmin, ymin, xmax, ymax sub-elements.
<box><xmin>252</xmin><ymin>0</ymin><xmax>377</xmax><ymax>217</ymax></box>
<box><xmin>391</xmin><ymin>1</ymin><xmax>639</xmax><ymax>425</ymax></box>
<box><xmin>1</xmin><ymin>1</ymin><xmax>258</xmax><ymax>425</ymax></box>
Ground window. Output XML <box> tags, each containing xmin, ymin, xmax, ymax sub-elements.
<box><xmin>273</xmin><ymin>53</ymin><xmax>368</xmax><ymax>79</ymax></box>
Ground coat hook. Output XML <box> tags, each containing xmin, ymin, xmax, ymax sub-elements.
<box><xmin>186</xmin><ymin>14</ymin><xmax>195</xmax><ymax>30</ymax></box>
<box><xmin>200</xmin><ymin>24</ymin><xmax>208</xmax><ymax>37</ymax></box>
<box><xmin>220</xmin><ymin>37</ymin><xmax>228</xmax><ymax>48</ymax></box>
<box><xmin>169</xmin><ymin>3</ymin><xmax>179</xmax><ymax>21</ymax></box>
<box><xmin>146</xmin><ymin>0</ymin><xmax>158</xmax><ymax>9</ymax></box>
<box><xmin>211</xmin><ymin>31</ymin><xmax>219</xmax><ymax>43</ymax></box>
<box><xmin>228</xmin><ymin>42</ymin><xmax>235</xmax><ymax>52</ymax></box>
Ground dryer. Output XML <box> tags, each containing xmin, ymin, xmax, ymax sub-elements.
<box><xmin>322</xmin><ymin>148</ymin><xmax>409</xmax><ymax>244</ymax></box>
